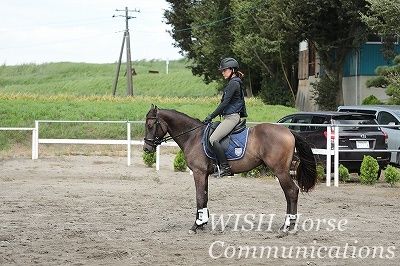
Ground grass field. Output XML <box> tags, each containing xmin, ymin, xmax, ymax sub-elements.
<box><xmin>0</xmin><ymin>60</ymin><xmax>297</xmax><ymax>150</ymax></box>
<box><xmin>0</xmin><ymin>60</ymin><xmax>218</xmax><ymax>97</ymax></box>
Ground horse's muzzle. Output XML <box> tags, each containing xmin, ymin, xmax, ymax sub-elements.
<box><xmin>143</xmin><ymin>144</ymin><xmax>155</xmax><ymax>153</ymax></box>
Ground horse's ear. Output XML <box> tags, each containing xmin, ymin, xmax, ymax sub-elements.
<box><xmin>150</xmin><ymin>104</ymin><xmax>154</xmax><ymax>109</ymax></box>
<box><xmin>155</xmin><ymin>105</ymin><xmax>158</xmax><ymax>110</ymax></box>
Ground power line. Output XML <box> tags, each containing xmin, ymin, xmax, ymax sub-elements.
<box><xmin>172</xmin><ymin>1</ymin><xmax>269</xmax><ymax>33</ymax></box>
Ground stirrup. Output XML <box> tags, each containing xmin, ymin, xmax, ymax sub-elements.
<box><xmin>211</xmin><ymin>165</ymin><xmax>221</xmax><ymax>178</ymax></box>
<box><xmin>212</xmin><ymin>164</ymin><xmax>233</xmax><ymax>178</ymax></box>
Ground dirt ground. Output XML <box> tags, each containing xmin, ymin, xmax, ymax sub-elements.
<box><xmin>1</xmin><ymin>149</ymin><xmax>400</xmax><ymax>265</ymax></box>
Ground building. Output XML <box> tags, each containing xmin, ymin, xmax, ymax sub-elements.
<box><xmin>296</xmin><ymin>38</ymin><xmax>400</xmax><ymax>111</ymax></box>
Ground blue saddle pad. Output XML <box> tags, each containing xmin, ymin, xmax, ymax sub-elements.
<box><xmin>202</xmin><ymin>124</ymin><xmax>250</xmax><ymax>161</ymax></box>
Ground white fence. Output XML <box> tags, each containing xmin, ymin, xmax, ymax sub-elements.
<box><xmin>2</xmin><ymin>121</ymin><xmax>399</xmax><ymax>187</ymax></box>
<box><xmin>32</xmin><ymin>120</ymin><xmax>178</xmax><ymax>171</ymax></box>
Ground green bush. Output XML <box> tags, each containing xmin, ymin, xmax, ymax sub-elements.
<box><xmin>311</xmin><ymin>76</ymin><xmax>339</xmax><ymax>111</ymax></box>
<box><xmin>174</xmin><ymin>149</ymin><xmax>187</xmax><ymax>172</ymax></box>
<box><xmin>359</xmin><ymin>155</ymin><xmax>379</xmax><ymax>185</ymax></box>
<box><xmin>339</xmin><ymin>164</ymin><xmax>350</xmax><ymax>183</ymax></box>
<box><xmin>142</xmin><ymin>151</ymin><xmax>156</xmax><ymax>167</ymax></box>
<box><xmin>362</xmin><ymin>95</ymin><xmax>383</xmax><ymax>105</ymax></box>
<box><xmin>384</xmin><ymin>165</ymin><xmax>400</xmax><ymax>187</ymax></box>
<box><xmin>241</xmin><ymin>164</ymin><xmax>273</xmax><ymax>178</ymax></box>
<box><xmin>316</xmin><ymin>163</ymin><xmax>325</xmax><ymax>183</ymax></box>
<box><xmin>258</xmin><ymin>76</ymin><xmax>294</xmax><ymax>106</ymax></box>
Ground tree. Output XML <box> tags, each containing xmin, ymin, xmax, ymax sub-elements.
<box><xmin>282</xmin><ymin>0</ymin><xmax>371</xmax><ymax>108</ymax></box>
<box><xmin>164</xmin><ymin>0</ymin><xmax>377</xmax><ymax>109</ymax></box>
<box><xmin>362</xmin><ymin>0</ymin><xmax>400</xmax><ymax>60</ymax></box>
<box><xmin>189</xmin><ymin>0</ymin><xmax>235</xmax><ymax>83</ymax></box>
<box><xmin>231</xmin><ymin>0</ymin><xmax>298</xmax><ymax>104</ymax></box>
<box><xmin>165</xmin><ymin>0</ymin><xmax>235</xmax><ymax>85</ymax></box>
<box><xmin>367</xmin><ymin>55</ymin><xmax>400</xmax><ymax>104</ymax></box>
<box><xmin>164</xmin><ymin>1</ymin><xmax>195</xmax><ymax>58</ymax></box>
<box><xmin>165</xmin><ymin>0</ymin><xmax>298</xmax><ymax>105</ymax></box>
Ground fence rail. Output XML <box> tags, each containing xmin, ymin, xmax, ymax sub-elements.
<box><xmin>2</xmin><ymin>120</ymin><xmax>399</xmax><ymax>187</ymax></box>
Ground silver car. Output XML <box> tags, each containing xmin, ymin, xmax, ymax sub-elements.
<box><xmin>338</xmin><ymin>105</ymin><xmax>400</xmax><ymax>165</ymax></box>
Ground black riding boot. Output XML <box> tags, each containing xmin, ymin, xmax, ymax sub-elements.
<box><xmin>211</xmin><ymin>141</ymin><xmax>233</xmax><ymax>177</ymax></box>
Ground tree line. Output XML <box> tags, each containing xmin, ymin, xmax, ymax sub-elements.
<box><xmin>164</xmin><ymin>0</ymin><xmax>400</xmax><ymax>109</ymax></box>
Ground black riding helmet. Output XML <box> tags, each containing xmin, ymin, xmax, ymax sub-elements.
<box><xmin>218</xmin><ymin>57</ymin><xmax>239</xmax><ymax>71</ymax></box>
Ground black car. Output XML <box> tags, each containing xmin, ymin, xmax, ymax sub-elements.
<box><xmin>277</xmin><ymin>112</ymin><xmax>390</xmax><ymax>173</ymax></box>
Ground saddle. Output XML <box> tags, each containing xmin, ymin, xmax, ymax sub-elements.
<box><xmin>202</xmin><ymin>119</ymin><xmax>249</xmax><ymax>161</ymax></box>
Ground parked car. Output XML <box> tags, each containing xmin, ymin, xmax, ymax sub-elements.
<box><xmin>338</xmin><ymin>105</ymin><xmax>400</xmax><ymax>165</ymax></box>
<box><xmin>277</xmin><ymin>112</ymin><xmax>390</xmax><ymax>174</ymax></box>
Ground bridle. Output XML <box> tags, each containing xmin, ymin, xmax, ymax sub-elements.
<box><xmin>144</xmin><ymin>115</ymin><xmax>204</xmax><ymax>148</ymax></box>
<box><xmin>144</xmin><ymin>115</ymin><xmax>167</xmax><ymax>148</ymax></box>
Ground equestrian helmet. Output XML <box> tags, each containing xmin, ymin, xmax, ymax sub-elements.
<box><xmin>218</xmin><ymin>57</ymin><xmax>239</xmax><ymax>71</ymax></box>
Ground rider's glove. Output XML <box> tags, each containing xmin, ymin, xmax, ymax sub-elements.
<box><xmin>203</xmin><ymin>115</ymin><xmax>212</xmax><ymax>124</ymax></box>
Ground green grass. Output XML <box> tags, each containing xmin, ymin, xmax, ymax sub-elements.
<box><xmin>0</xmin><ymin>60</ymin><xmax>218</xmax><ymax>97</ymax></box>
<box><xmin>0</xmin><ymin>60</ymin><xmax>297</xmax><ymax>150</ymax></box>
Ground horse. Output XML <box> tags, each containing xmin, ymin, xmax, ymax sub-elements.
<box><xmin>143</xmin><ymin>105</ymin><xmax>316</xmax><ymax>234</ymax></box>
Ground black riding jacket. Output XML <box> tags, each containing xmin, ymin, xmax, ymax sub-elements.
<box><xmin>209</xmin><ymin>77</ymin><xmax>247</xmax><ymax>119</ymax></box>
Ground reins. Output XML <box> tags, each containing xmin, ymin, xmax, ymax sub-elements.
<box><xmin>160</xmin><ymin>123</ymin><xmax>204</xmax><ymax>143</ymax></box>
<box><xmin>144</xmin><ymin>115</ymin><xmax>204</xmax><ymax>147</ymax></box>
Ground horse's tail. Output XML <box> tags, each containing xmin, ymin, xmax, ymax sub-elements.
<box><xmin>293</xmin><ymin>133</ymin><xmax>317</xmax><ymax>192</ymax></box>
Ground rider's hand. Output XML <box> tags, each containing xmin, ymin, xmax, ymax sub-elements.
<box><xmin>203</xmin><ymin>115</ymin><xmax>212</xmax><ymax>124</ymax></box>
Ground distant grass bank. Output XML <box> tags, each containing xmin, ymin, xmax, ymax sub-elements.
<box><xmin>0</xmin><ymin>60</ymin><xmax>218</xmax><ymax>97</ymax></box>
<box><xmin>0</xmin><ymin>93</ymin><xmax>296</xmax><ymax>150</ymax></box>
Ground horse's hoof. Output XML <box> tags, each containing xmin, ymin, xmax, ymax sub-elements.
<box><xmin>276</xmin><ymin>230</ymin><xmax>289</xmax><ymax>238</ymax></box>
<box><xmin>189</xmin><ymin>223</ymin><xmax>198</xmax><ymax>234</ymax></box>
<box><xmin>197</xmin><ymin>224</ymin><xmax>206</xmax><ymax>231</ymax></box>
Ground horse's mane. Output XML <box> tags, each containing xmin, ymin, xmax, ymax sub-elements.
<box><xmin>160</xmin><ymin>108</ymin><xmax>202</xmax><ymax>124</ymax></box>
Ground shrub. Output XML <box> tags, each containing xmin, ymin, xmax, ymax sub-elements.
<box><xmin>315</xmin><ymin>163</ymin><xmax>325</xmax><ymax>183</ymax></box>
<box><xmin>384</xmin><ymin>165</ymin><xmax>400</xmax><ymax>187</ymax></box>
<box><xmin>311</xmin><ymin>76</ymin><xmax>339</xmax><ymax>111</ymax></box>
<box><xmin>362</xmin><ymin>95</ymin><xmax>383</xmax><ymax>105</ymax></box>
<box><xmin>174</xmin><ymin>149</ymin><xmax>187</xmax><ymax>172</ymax></box>
<box><xmin>142</xmin><ymin>151</ymin><xmax>156</xmax><ymax>167</ymax></box>
<box><xmin>241</xmin><ymin>164</ymin><xmax>273</xmax><ymax>178</ymax></box>
<box><xmin>359</xmin><ymin>155</ymin><xmax>379</xmax><ymax>185</ymax></box>
<box><xmin>258</xmin><ymin>76</ymin><xmax>294</xmax><ymax>106</ymax></box>
<box><xmin>339</xmin><ymin>164</ymin><xmax>350</xmax><ymax>183</ymax></box>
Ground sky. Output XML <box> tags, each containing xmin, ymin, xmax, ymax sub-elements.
<box><xmin>0</xmin><ymin>0</ymin><xmax>183</xmax><ymax>65</ymax></box>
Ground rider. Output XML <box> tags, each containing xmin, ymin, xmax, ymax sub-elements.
<box><xmin>203</xmin><ymin>57</ymin><xmax>247</xmax><ymax>177</ymax></box>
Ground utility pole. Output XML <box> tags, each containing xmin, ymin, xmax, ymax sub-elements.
<box><xmin>112</xmin><ymin>7</ymin><xmax>140</xmax><ymax>96</ymax></box>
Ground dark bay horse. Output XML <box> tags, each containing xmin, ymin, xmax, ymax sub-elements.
<box><xmin>143</xmin><ymin>105</ymin><xmax>316</xmax><ymax>233</ymax></box>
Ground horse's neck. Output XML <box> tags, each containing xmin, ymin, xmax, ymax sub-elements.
<box><xmin>159</xmin><ymin>110</ymin><xmax>201</xmax><ymax>148</ymax></box>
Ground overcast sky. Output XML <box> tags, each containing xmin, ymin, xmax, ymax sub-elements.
<box><xmin>0</xmin><ymin>0</ymin><xmax>183</xmax><ymax>65</ymax></box>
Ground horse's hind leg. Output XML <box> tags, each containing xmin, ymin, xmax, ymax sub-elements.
<box><xmin>275</xmin><ymin>169</ymin><xmax>299</xmax><ymax>233</ymax></box>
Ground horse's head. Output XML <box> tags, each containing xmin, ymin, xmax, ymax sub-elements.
<box><xmin>143</xmin><ymin>105</ymin><xmax>168</xmax><ymax>153</ymax></box>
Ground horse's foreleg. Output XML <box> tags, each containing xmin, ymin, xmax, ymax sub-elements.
<box><xmin>190</xmin><ymin>172</ymin><xmax>209</xmax><ymax>233</ymax></box>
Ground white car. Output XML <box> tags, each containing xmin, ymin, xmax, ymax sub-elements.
<box><xmin>338</xmin><ymin>105</ymin><xmax>400</xmax><ymax>165</ymax></box>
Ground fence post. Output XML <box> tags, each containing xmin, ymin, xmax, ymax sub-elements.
<box><xmin>34</xmin><ymin>121</ymin><xmax>39</xmax><ymax>159</ymax></box>
<box><xmin>334</xmin><ymin>125</ymin><xmax>339</xmax><ymax>187</ymax></box>
<box><xmin>127</xmin><ymin>122</ymin><xmax>131</xmax><ymax>166</ymax></box>
<box><xmin>326</xmin><ymin>125</ymin><xmax>332</xmax><ymax>186</ymax></box>
<box><xmin>31</xmin><ymin>128</ymin><xmax>36</xmax><ymax>160</ymax></box>
<box><xmin>156</xmin><ymin>145</ymin><xmax>160</xmax><ymax>171</ymax></box>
